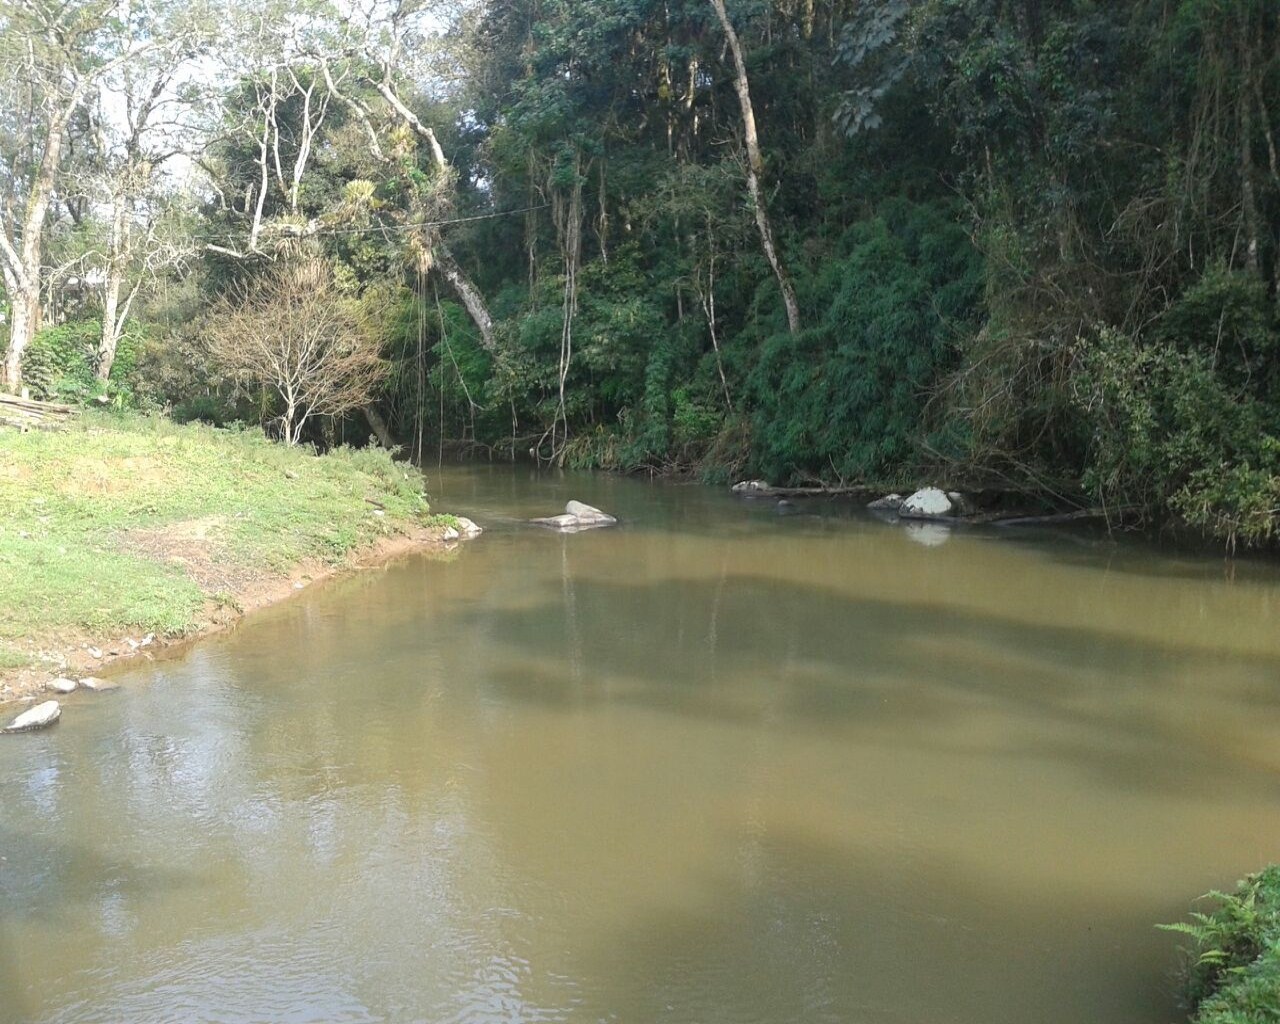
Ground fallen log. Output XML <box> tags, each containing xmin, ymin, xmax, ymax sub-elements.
<box><xmin>732</xmin><ymin>482</ymin><xmax>880</xmax><ymax>499</ymax></box>
<box><xmin>989</xmin><ymin>508</ymin><xmax>1112</xmax><ymax>528</ymax></box>
<box><xmin>0</xmin><ymin>394</ymin><xmax>75</xmax><ymax>431</ymax></box>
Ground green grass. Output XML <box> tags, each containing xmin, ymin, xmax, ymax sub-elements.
<box><xmin>1163</xmin><ymin>866</ymin><xmax>1280</xmax><ymax>1023</ymax></box>
<box><xmin>0</xmin><ymin>410</ymin><xmax>430</xmax><ymax>647</ymax></box>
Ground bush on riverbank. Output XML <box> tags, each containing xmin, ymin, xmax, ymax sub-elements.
<box><xmin>1165</xmin><ymin>866</ymin><xmax>1280</xmax><ymax>1022</ymax></box>
<box><xmin>0</xmin><ymin>410</ymin><xmax>432</xmax><ymax>673</ymax></box>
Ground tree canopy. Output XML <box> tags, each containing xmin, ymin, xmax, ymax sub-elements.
<box><xmin>3</xmin><ymin>0</ymin><xmax>1279</xmax><ymax>544</ymax></box>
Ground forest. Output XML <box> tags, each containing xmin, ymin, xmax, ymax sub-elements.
<box><xmin>3</xmin><ymin>0</ymin><xmax>1280</xmax><ymax>546</ymax></box>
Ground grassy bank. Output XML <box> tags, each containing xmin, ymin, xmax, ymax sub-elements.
<box><xmin>1165</xmin><ymin>866</ymin><xmax>1280</xmax><ymax>1022</ymax></box>
<box><xmin>0</xmin><ymin>411</ymin><xmax>441</xmax><ymax>696</ymax></box>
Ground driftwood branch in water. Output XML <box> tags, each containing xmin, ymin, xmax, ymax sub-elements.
<box><xmin>733</xmin><ymin>484</ymin><xmax>880</xmax><ymax>499</ymax></box>
<box><xmin>988</xmin><ymin>508</ymin><xmax>1114</xmax><ymax>527</ymax></box>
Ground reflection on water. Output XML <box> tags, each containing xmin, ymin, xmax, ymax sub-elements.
<box><xmin>3</xmin><ymin>465</ymin><xmax>1280</xmax><ymax>1023</ymax></box>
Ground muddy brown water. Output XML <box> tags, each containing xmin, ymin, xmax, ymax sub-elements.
<box><xmin>4</xmin><ymin>466</ymin><xmax>1280</xmax><ymax>1024</ymax></box>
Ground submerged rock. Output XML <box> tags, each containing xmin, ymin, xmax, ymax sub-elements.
<box><xmin>867</xmin><ymin>493</ymin><xmax>904</xmax><ymax>512</ymax></box>
<box><xmin>731</xmin><ymin>480</ymin><xmax>771</xmax><ymax>494</ymax></box>
<box><xmin>898</xmin><ymin>487</ymin><xmax>954</xmax><ymax>519</ymax></box>
<box><xmin>4</xmin><ymin>700</ymin><xmax>61</xmax><ymax>733</ymax></box>
<box><xmin>46</xmin><ymin>677</ymin><xmax>78</xmax><ymax>694</ymax></box>
<box><xmin>532</xmin><ymin>501</ymin><xmax>617</xmax><ymax>532</ymax></box>
<box><xmin>79</xmin><ymin>677</ymin><xmax>119</xmax><ymax>693</ymax></box>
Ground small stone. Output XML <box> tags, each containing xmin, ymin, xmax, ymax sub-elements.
<box><xmin>47</xmin><ymin>677</ymin><xmax>77</xmax><ymax>694</ymax></box>
<box><xmin>4</xmin><ymin>700</ymin><xmax>61</xmax><ymax>733</ymax></box>
<box><xmin>372</xmin><ymin>509</ymin><xmax>385</xmax><ymax>517</ymax></box>
<box><xmin>86</xmin><ymin>646</ymin><xmax>103</xmax><ymax>660</ymax></box>
<box><xmin>293</xmin><ymin>581</ymin><xmax>305</xmax><ymax>590</ymax></box>
<box><xmin>79</xmin><ymin>677</ymin><xmax>119</xmax><ymax>693</ymax></box>
<box><xmin>442</xmin><ymin>526</ymin><xmax>460</xmax><ymax>542</ymax></box>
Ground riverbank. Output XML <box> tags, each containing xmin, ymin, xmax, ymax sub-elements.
<box><xmin>0</xmin><ymin>411</ymin><xmax>455</xmax><ymax>705</ymax></box>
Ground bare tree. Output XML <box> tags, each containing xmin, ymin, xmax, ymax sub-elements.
<box><xmin>205</xmin><ymin>260</ymin><xmax>388</xmax><ymax>445</ymax></box>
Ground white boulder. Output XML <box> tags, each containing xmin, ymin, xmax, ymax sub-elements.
<box><xmin>899</xmin><ymin>487</ymin><xmax>954</xmax><ymax>519</ymax></box>
<box><xmin>80</xmin><ymin>676</ymin><xmax>119</xmax><ymax>693</ymax></box>
<box><xmin>731</xmin><ymin>480</ymin><xmax>772</xmax><ymax>494</ymax></box>
<box><xmin>564</xmin><ymin>501</ymin><xmax>616</xmax><ymax>524</ymax></box>
<box><xmin>454</xmin><ymin>516</ymin><xmax>483</xmax><ymax>538</ymax></box>
<box><xmin>4</xmin><ymin>700</ymin><xmax>61</xmax><ymax>733</ymax></box>
<box><xmin>532</xmin><ymin>501</ymin><xmax>617</xmax><ymax>532</ymax></box>
<box><xmin>47</xmin><ymin>677</ymin><xmax>77</xmax><ymax>694</ymax></box>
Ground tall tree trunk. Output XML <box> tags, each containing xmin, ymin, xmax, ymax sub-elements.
<box><xmin>97</xmin><ymin>275</ymin><xmax>140</xmax><ymax>382</ymax></box>
<box><xmin>1</xmin><ymin>114</ymin><xmax>67</xmax><ymax>393</ymax></box>
<box><xmin>2</xmin><ymin>289</ymin><xmax>38</xmax><ymax>393</ymax></box>
<box><xmin>709</xmin><ymin>0</ymin><xmax>801</xmax><ymax>334</ymax></box>
<box><xmin>1239</xmin><ymin>15</ymin><xmax>1261</xmax><ymax>274</ymax></box>
<box><xmin>365</xmin><ymin>404</ymin><xmax>395</xmax><ymax>448</ymax></box>
<box><xmin>432</xmin><ymin>244</ymin><xmax>496</xmax><ymax>353</ymax></box>
<box><xmin>96</xmin><ymin>202</ymin><xmax>135</xmax><ymax>381</ymax></box>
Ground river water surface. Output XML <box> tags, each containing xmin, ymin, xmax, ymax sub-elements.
<box><xmin>5</xmin><ymin>467</ymin><xmax>1280</xmax><ymax>1023</ymax></box>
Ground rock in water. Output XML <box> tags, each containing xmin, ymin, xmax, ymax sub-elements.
<box><xmin>47</xmin><ymin>677</ymin><xmax>78</xmax><ymax>694</ymax></box>
<box><xmin>867</xmin><ymin>493</ymin><xmax>904</xmax><ymax>511</ymax></box>
<box><xmin>531</xmin><ymin>501</ymin><xmax>617</xmax><ymax>532</ymax></box>
<box><xmin>899</xmin><ymin>487</ymin><xmax>954</xmax><ymax>518</ymax></box>
<box><xmin>454</xmin><ymin>517</ymin><xmax>483</xmax><ymax>538</ymax></box>
<box><xmin>731</xmin><ymin>480</ymin><xmax>771</xmax><ymax>494</ymax></box>
<box><xmin>442</xmin><ymin>526</ymin><xmax>461</xmax><ymax>542</ymax></box>
<box><xmin>80</xmin><ymin>677</ymin><xmax>120</xmax><ymax>693</ymax></box>
<box><xmin>564</xmin><ymin>500</ymin><xmax>616</xmax><ymax>524</ymax></box>
<box><xmin>4</xmin><ymin>700</ymin><xmax>61</xmax><ymax>733</ymax></box>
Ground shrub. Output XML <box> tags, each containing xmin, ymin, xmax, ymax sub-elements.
<box><xmin>1075</xmin><ymin>327</ymin><xmax>1280</xmax><ymax>546</ymax></box>
<box><xmin>21</xmin><ymin>320</ymin><xmax>101</xmax><ymax>402</ymax></box>
<box><xmin>1162</xmin><ymin>866</ymin><xmax>1280</xmax><ymax>1023</ymax></box>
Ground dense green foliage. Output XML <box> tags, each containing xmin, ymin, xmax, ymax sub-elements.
<box><xmin>1164</xmin><ymin>866</ymin><xmax>1280</xmax><ymax>1023</ymax></box>
<box><xmin>5</xmin><ymin>0</ymin><xmax>1280</xmax><ymax>544</ymax></box>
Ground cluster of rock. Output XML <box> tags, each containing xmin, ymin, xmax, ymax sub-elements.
<box><xmin>531</xmin><ymin>500</ymin><xmax>617</xmax><ymax>532</ymax></box>
<box><xmin>867</xmin><ymin>487</ymin><xmax>970</xmax><ymax>520</ymax></box>
<box><xmin>3</xmin><ymin>675</ymin><xmax>120</xmax><ymax>734</ymax></box>
<box><xmin>442</xmin><ymin>517</ymin><xmax>484</xmax><ymax>543</ymax></box>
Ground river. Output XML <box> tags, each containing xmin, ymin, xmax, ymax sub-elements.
<box><xmin>4</xmin><ymin>466</ymin><xmax>1280</xmax><ymax>1023</ymax></box>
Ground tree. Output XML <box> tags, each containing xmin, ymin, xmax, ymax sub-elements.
<box><xmin>88</xmin><ymin>0</ymin><xmax>213</xmax><ymax>380</ymax></box>
<box><xmin>205</xmin><ymin>259</ymin><xmax>387</xmax><ymax>444</ymax></box>
<box><xmin>0</xmin><ymin>0</ymin><xmax>172</xmax><ymax>392</ymax></box>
